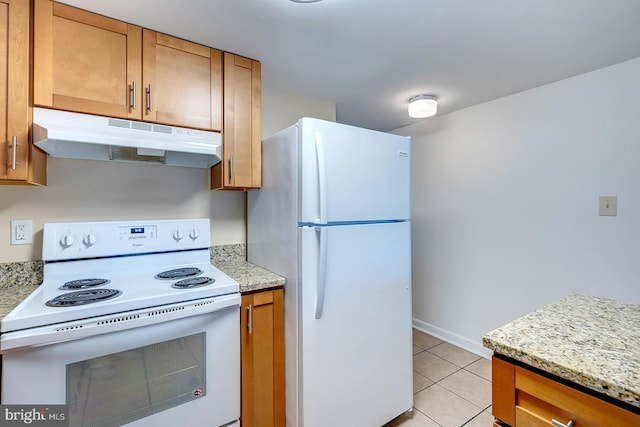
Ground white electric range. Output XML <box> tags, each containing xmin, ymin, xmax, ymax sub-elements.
<box><xmin>1</xmin><ymin>218</ymin><xmax>240</xmax><ymax>427</ymax></box>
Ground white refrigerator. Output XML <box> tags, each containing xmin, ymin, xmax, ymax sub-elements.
<box><xmin>248</xmin><ymin>118</ymin><xmax>412</xmax><ymax>427</ymax></box>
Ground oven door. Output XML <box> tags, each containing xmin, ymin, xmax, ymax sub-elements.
<box><xmin>1</xmin><ymin>299</ymin><xmax>240</xmax><ymax>427</ymax></box>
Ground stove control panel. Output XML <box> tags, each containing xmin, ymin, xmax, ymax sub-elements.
<box><xmin>42</xmin><ymin>219</ymin><xmax>211</xmax><ymax>261</ymax></box>
<box><xmin>120</xmin><ymin>225</ymin><xmax>157</xmax><ymax>241</ymax></box>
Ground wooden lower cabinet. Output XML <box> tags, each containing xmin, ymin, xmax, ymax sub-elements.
<box><xmin>240</xmin><ymin>288</ymin><xmax>284</xmax><ymax>427</ymax></box>
<box><xmin>492</xmin><ymin>356</ymin><xmax>640</xmax><ymax>427</ymax></box>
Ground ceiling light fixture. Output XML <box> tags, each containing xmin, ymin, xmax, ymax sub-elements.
<box><xmin>408</xmin><ymin>94</ymin><xmax>438</xmax><ymax>118</ymax></box>
<box><xmin>289</xmin><ymin>0</ymin><xmax>323</xmax><ymax>3</ymax></box>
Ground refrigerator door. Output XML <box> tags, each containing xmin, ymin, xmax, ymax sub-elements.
<box><xmin>298</xmin><ymin>118</ymin><xmax>410</xmax><ymax>225</ymax></box>
<box><xmin>298</xmin><ymin>221</ymin><xmax>413</xmax><ymax>427</ymax></box>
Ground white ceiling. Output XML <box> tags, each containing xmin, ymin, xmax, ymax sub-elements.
<box><xmin>60</xmin><ymin>0</ymin><xmax>640</xmax><ymax>132</ymax></box>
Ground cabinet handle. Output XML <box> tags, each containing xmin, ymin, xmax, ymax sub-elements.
<box><xmin>11</xmin><ymin>136</ymin><xmax>17</xmax><ymax>170</ymax></box>
<box><xmin>130</xmin><ymin>81</ymin><xmax>137</xmax><ymax>111</ymax></box>
<box><xmin>552</xmin><ymin>419</ymin><xmax>575</xmax><ymax>427</ymax></box>
<box><xmin>228</xmin><ymin>156</ymin><xmax>233</xmax><ymax>182</ymax></box>
<box><xmin>247</xmin><ymin>304</ymin><xmax>253</xmax><ymax>334</ymax></box>
<box><xmin>146</xmin><ymin>84</ymin><xmax>153</xmax><ymax>112</ymax></box>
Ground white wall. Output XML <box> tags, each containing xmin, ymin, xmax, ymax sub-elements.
<box><xmin>395</xmin><ymin>57</ymin><xmax>640</xmax><ymax>356</ymax></box>
<box><xmin>262</xmin><ymin>86</ymin><xmax>335</xmax><ymax>138</ymax></box>
<box><xmin>0</xmin><ymin>87</ymin><xmax>335</xmax><ymax>263</ymax></box>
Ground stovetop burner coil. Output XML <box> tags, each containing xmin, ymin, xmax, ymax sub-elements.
<box><xmin>155</xmin><ymin>267</ymin><xmax>203</xmax><ymax>280</ymax></box>
<box><xmin>172</xmin><ymin>276</ymin><xmax>215</xmax><ymax>289</ymax></box>
<box><xmin>46</xmin><ymin>289</ymin><xmax>122</xmax><ymax>307</ymax></box>
<box><xmin>59</xmin><ymin>278</ymin><xmax>111</xmax><ymax>290</ymax></box>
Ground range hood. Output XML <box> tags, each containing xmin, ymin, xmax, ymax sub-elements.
<box><xmin>33</xmin><ymin>108</ymin><xmax>222</xmax><ymax>168</ymax></box>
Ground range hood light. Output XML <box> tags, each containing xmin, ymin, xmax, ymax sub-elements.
<box><xmin>109</xmin><ymin>146</ymin><xmax>166</xmax><ymax>164</ymax></box>
<box><xmin>137</xmin><ymin>147</ymin><xmax>166</xmax><ymax>157</ymax></box>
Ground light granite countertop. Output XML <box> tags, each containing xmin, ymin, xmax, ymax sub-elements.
<box><xmin>0</xmin><ymin>261</ymin><xmax>42</xmax><ymax>320</ymax></box>
<box><xmin>483</xmin><ymin>294</ymin><xmax>640</xmax><ymax>410</ymax></box>
<box><xmin>0</xmin><ymin>244</ymin><xmax>285</xmax><ymax>320</ymax></box>
<box><xmin>210</xmin><ymin>244</ymin><xmax>285</xmax><ymax>293</ymax></box>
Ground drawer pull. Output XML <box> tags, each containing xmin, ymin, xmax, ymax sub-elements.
<box><xmin>552</xmin><ymin>419</ymin><xmax>575</xmax><ymax>427</ymax></box>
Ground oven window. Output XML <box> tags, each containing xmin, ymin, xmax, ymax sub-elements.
<box><xmin>66</xmin><ymin>333</ymin><xmax>206</xmax><ymax>427</ymax></box>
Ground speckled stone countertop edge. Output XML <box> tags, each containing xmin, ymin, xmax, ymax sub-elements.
<box><xmin>483</xmin><ymin>294</ymin><xmax>640</xmax><ymax>409</ymax></box>
<box><xmin>0</xmin><ymin>260</ymin><xmax>44</xmax><ymax>289</ymax></box>
<box><xmin>482</xmin><ymin>338</ymin><xmax>639</xmax><ymax>407</ymax></box>
<box><xmin>0</xmin><ymin>244</ymin><xmax>285</xmax><ymax>319</ymax></box>
<box><xmin>215</xmin><ymin>261</ymin><xmax>285</xmax><ymax>293</ymax></box>
<box><xmin>209</xmin><ymin>244</ymin><xmax>285</xmax><ymax>293</ymax></box>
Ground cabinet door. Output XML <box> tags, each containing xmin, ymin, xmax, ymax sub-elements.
<box><xmin>211</xmin><ymin>53</ymin><xmax>261</xmax><ymax>190</ymax></box>
<box><xmin>241</xmin><ymin>289</ymin><xmax>284</xmax><ymax>427</ymax></box>
<box><xmin>0</xmin><ymin>0</ymin><xmax>46</xmax><ymax>185</ymax></box>
<box><xmin>33</xmin><ymin>0</ymin><xmax>142</xmax><ymax>119</ymax></box>
<box><xmin>142</xmin><ymin>30</ymin><xmax>222</xmax><ymax>131</ymax></box>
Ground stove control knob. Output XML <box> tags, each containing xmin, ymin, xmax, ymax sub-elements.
<box><xmin>83</xmin><ymin>233</ymin><xmax>99</xmax><ymax>247</ymax></box>
<box><xmin>189</xmin><ymin>228</ymin><xmax>200</xmax><ymax>241</ymax></box>
<box><xmin>173</xmin><ymin>228</ymin><xmax>185</xmax><ymax>242</ymax></box>
<box><xmin>60</xmin><ymin>233</ymin><xmax>77</xmax><ymax>249</ymax></box>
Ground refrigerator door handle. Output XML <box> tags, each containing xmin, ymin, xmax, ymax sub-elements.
<box><xmin>315</xmin><ymin>226</ymin><xmax>328</xmax><ymax>319</ymax></box>
<box><xmin>314</xmin><ymin>132</ymin><xmax>328</xmax><ymax>224</ymax></box>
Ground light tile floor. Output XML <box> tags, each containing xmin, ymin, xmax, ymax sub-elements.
<box><xmin>385</xmin><ymin>329</ymin><xmax>493</xmax><ymax>427</ymax></box>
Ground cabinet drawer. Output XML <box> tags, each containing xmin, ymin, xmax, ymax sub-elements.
<box><xmin>515</xmin><ymin>366</ymin><xmax>640</xmax><ymax>426</ymax></box>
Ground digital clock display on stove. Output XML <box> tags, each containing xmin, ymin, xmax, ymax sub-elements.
<box><xmin>119</xmin><ymin>225</ymin><xmax>156</xmax><ymax>240</ymax></box>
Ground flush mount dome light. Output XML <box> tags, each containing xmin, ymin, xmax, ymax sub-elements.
<box><xmin>290</xmin><ymin>0</ymin><xmax>323</xmax><ymax>2</ymax></box>
<box><xmin>408</xmin><ymin>94</ymin><xmax>438</xmax><ymax>118</ymax></box>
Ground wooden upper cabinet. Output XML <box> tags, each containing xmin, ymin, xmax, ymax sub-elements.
<box><xmin>142</xmin><ymin>30</ymin><xmax>222</xmax><ymax>131</ymax></box>
<box><xmin>211</xmin><ymin>53</ymin><xmax>261</xmax><ymax>190</ymax></box>
<box><xmin>33</xmin><ymin>0</ymin><xmax>142</xmax><ymax>120</ymax></box>
<box><xmin>0</xmin><ymin>0</ymin><xmax>46</xmax><ymax>185</ymax></box>
<box><xmin>30</xmin><ymin>0</ymin><xmax>259</xmax><ymax>186</ymax></box>
<box><xmin>33</xmin><ymin>0</ymin><xmax>222</xmax><ymax>131</ymax></box>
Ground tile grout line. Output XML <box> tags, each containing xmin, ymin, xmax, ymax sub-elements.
<box><xmin>413</xmin><ymin>336</ymin><xmax>492</xmax><ymax>426</ymax></box>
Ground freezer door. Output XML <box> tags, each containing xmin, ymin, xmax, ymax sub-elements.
<box><xmin>298</xmin><ymin>221</ymin><xmax>413</xmax><ymax>427</ymax></box>
<box><xmin>298</xmin><ymin>118</ymin><xmax>410</xmax><ymax>224</ymax></box>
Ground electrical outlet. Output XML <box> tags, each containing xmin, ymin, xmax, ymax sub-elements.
<box><xmin>11</xmin><ymin>220</ymin><xmax>33</xmax><ymax>245</ymax></box>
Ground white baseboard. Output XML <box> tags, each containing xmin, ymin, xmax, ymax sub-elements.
<box><xmin>412</xmin><ymin>318</ymin><xmax>493</xmax><ymax>359</ymax></box>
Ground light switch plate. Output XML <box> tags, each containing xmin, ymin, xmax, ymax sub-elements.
<box><xmin>599</xmin><ymin>196</ymin><xmax>617</xmax><ymax>216</ymax></box>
